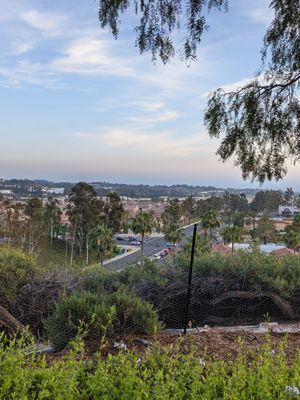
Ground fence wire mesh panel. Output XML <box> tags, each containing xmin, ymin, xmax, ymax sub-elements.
<box><xmin>1</xmin><ymin>237</ymin><xmax>300</xmax><ymax>353</ymax></box>
<box><xmin>0</xmin><ymin>203</ymin><xmax>300</xmax><ymax>354</ymax></box>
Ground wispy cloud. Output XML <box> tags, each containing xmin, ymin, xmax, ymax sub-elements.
<box><xmin>73</xmin><ymin>127</ymin><xmax>211</xmax><ymax>157</ymax></box>
<box><xmin>22</xmin><ymin>9</ymin><xmax>68</xmax><ymax>36</ymax></box>
<box><xmin>52</xmin><ymin>38</ymin><xmax>135</xmax><ymax>77</ymax></box>
<box><xmin>0</xmin><ymin>60</ymin><xmax>59</xmax><ymax>88</ymax></box>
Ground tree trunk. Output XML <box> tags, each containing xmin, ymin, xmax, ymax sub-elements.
<box><xmin>86</xmin><ymin>243</ymin><xmax>89</xmax><ymax>265</ymax></box>
<box><xmin>141</xmin><ymin>233</ymin><xmax>144</xmax><ymax>254</ymax></box>
<box><xmin>70</xmin><ymin>241</ymin><xmax>74</xmax><ymax>267</ymax></box>
<box><xmin>50</xmin><ymin>217</ymin><xmax>53</xmax><ymax>246</ymax></box>
<box><xmin>0</xmin><ymin>305</ymin><xmax>24</xmax><ymax>334</ymax></box>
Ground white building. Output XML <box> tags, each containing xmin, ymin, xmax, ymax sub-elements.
<box><xmin>278</xmin><ymin>205</ymin><xmax>299</xmax><ymax>216</ymax></box>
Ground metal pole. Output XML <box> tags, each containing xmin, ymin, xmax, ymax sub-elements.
<box><xmin>183</xmin><ymin>223</ymin><xmax>198</xmax><ymax>334</ymax></box>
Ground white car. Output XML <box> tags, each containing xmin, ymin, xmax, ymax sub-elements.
<box><xmin>130</xmin><ymin>240</ymin><xmax>142</xmax><ymax>246</ymax></box>
<box><xmin>150</xmin><ymin>253</ymin><xmax>161</xmax><ymax>261</ymax></box>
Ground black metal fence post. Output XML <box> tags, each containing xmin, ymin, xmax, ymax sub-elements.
<box><xmin>183</xmin><ymin>223</ymin><xmax>198</xmax><ymax>334</ymax></box>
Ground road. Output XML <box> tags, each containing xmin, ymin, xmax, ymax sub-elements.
<box><xmin>106</xmin><ymin>223</ymin><xmax>198</xmax><ymax>270</ymax></box>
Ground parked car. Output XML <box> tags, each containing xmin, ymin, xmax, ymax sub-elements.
<box><xmin>130</xmin><ymin>240</ymin><xmax>142</xmax><ymax>246</ymax></box>
<box><xmin>116</xmin><ymin>236</ymin><xmax>126</xmax><ymax>241</ymax></box>
<box><xmin>166</xmin><ymin>242</ymin><xmax>177</xmax><ymax>250</ymax></box>
<box><xmin>150</xmin><ymin>253</ymin><xmax>161</xmax><ymax>261</ymax></box>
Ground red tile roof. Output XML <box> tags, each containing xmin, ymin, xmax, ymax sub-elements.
<box><xmin>271</xmin><ymin>248</ymin><xmax>299</xmax><ymax>257</ymax></box>
<box><xmin>211</xmin><ymin>243</ymin><xmax>231</xmax><ymax>255</ymax></box>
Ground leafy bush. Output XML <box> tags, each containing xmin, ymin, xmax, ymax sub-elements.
<box><xmin>82</xmin><ymin>259</ymin><xmax>165</xmax><ymax>295</ymax></box>
<box><xmin>45</xmin><ymin>289</ymin><xmax>160</xmax><ymax>350</ymax></box>
<box><xmin>0</xmin><ymin>334</ymin><xmax>299</xmax><ymax>399</ymax></box>
<box><xmin>0</xmin><ymin>246</ymin><xmax>37</xmax><ymax>302</ymax></box>
<box><xmin>178</xmin><ymin>252</ymin><xmax>300</xmax><ymax>298</ymax></box>
<box><xmin>107</xmin><ymin>288</ymin><xmax>162</xmax><ymax>335</ymax></box>
<box><xmin>44</xmin><ymin>292</ymin><xmax>112</xmax><ymax>351</ymax></box>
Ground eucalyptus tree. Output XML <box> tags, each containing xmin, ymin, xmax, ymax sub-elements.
<box><xmin>98</xmin><ymin>0</ymin><xmax>299</xmax><ymax>182</ymax></box>
<box><xmin>24</xmin><ymin>198</ymin><xmax>45</xmax><ymax>254</ymax></box>
<box><xmin>222</xmin><ymin>226</ymin><xmax>244</xmax><ymax>252</ymax></box>
<box><xmin>251</xmin><ymin>191</ymin><xmax>283</xmax><ymax>213</ymax></box>
<box><xmin>132</xmin><ymin>211</ymin><xmax>156</xmax><ymax>253</ymax></box>
<box><xmin>67</xmin><ymin>182</ymin><xmax>104</xmax><ymax>256</ymax></box>
<box><xmin>161</xmin><ymin>199</ymin><xmax>182</xmax><ymax>227</ymax></box>
<box><xmin>181</xmin><ymin>196</ymin><xmax>195</xmax><ymax>224</ymax></box>
<box><xmin>44</xmin><ymin>197</ymin><xmax>62</xmax><ymax>245</ymax></box>
<box><xmin>205</xmin><ymin>0</ymin><xmax>300</xmax><ymax>182</ymax></box>
<box><xmin>104</xmin><ymin>191</ymin><xmax>125</xmax><ymax>233</ymax></box>
<box><xmin>2</xmin><ymin>199</ymin><xmax>13</xmax><ymax>244</ymax></box>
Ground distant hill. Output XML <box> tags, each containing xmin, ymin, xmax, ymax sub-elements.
<box><xmin>0</xmin><ymin>178</ymin><xmax>263</xmax><ymax>199</ymax></box>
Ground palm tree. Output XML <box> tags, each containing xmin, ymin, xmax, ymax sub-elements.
<box><xmin>184</xmin><ymin>233</ymin><xmax>211</xmax><ymax>257</ymax></box>
<box><xmin>285</xmin><ymin>229</ymin><xmax>300</xmax><ymax>254</ymax></box>
<box><xmin>201</xmin><ymin>211</ymin><xmax>220</xmax><ymax>240</ymax></box>
<box><xmin>256</xmin><ymin>215</ymin><xmax>277</xmax><ymax>245</ymax></box>
<box><xmin>89</xmin><ymin>224</ymin><xmax>115</xmax><ymax>266</ymax></box>
<box><xmin>222</xmin><ymin>226</ymin><xmax>244</xmax><ymax>252</ymax></box>
<box><xmin>163</xmin><ymin>223</ymin><xmax>183</xmax><ymax>254</ymax></box>
<box><xmin>132</xmin><ymin>211</ymin><xmax>156</xmax><ymax>253</ymax></box>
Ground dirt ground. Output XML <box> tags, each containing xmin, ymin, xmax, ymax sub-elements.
<box><xmin>46</xmin><ymin>323</ymin><xmax>300</xmax><ymax>364</ymax></box>
<box><xmin>93</xmin><ymin>323</ymin><xmax>300</xmax><ymax>363</ymax></box>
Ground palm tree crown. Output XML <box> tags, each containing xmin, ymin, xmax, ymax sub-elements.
<box><xmin>132</xmin><ymin>211</ymin><xmax>156</xmax><ymax>253</ymax></box>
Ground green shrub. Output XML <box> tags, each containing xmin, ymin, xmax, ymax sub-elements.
<box><xmin>82</xmin><ymin>259</ymin><xmax>164</xmax><ymax>295</ymax></box>
<box><xmin>0</xmin><ymin>246</ymin><xmax>37</xmax><ymax>301</ymax></box>
<box><xmin>44</xmin><ymin>292</ymin><xmax>112</xmax><ymax>351</ymax></box>
<box><xmin>0</xmin><ymin>334</ymin><xmax>299</xmax><ymax>399</ymax></box>
<box><xmin>45</xmin><ymin>289</ymin><xmax>161</xmax><ymax>350</ymax></box>
<box><xmin>177</xmin><ymin>252</ymin><xmax>300</xmax><ymax>298</ymax></box>
<box><xmin>108</xmin><ymin>288</ymin><xmax>162</xmax><ymax>335</ymax></box>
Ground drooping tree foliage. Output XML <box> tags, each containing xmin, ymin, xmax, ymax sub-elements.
<box><xmin>205</xmin><ymin>0</ymin><xmax>300</xmax><ymax>182</ymax></box>
<box><xmin>98</xmin><ymin>0</ymin><xmax>300</xmax><ymax>182</ymax></box>
<box><xmin>98</xmin><ymin>0</ymin><xmax>228</xmax><ymax>63</ymax></box>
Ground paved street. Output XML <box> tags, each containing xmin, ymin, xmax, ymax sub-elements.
<box><xmin>106</xmin><ymin>223</ymin><xmax>198</xmax><ymax>270</ymax></box>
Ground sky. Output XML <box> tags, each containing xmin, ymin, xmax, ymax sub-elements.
<box><xmin>0</xmin><ymin>0</ymin><xmax>299</xmax><ymax>190</ymax></box>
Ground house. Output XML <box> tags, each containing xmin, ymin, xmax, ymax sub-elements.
<box><xmin>212</xmin><ymin>242</ymin><xmax>299</xmax><ymax>257</ymax></box>
<box><xmin>244</xmin><ymin>217</ymin><xmax>293</xmax><ymax>232</ymax></box>
<box><xmin>278</xmin><ymin>205</ymin><xmax>299</xmax><ymax>216</ymax></box>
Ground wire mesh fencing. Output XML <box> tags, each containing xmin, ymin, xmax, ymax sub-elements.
<box><xmin>1</xmin><ymin>226</ymin><xmax>300</xmax><ymax>353</ymax></box>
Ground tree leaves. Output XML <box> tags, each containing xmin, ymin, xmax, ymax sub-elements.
<box><xmin>98</xmin><ymin>0</ymin><xmax>228</xmax><ymax>62</ymax></box>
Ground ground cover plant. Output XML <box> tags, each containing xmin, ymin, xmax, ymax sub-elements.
<box><xmin>0</xmin><ymin>333</ymin><xmax>299</xmax><ymax>399</ymax></box>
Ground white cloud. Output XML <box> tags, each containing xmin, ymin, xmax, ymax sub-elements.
<box><xmin>126</xmin><ymin>110</ymin><xmax>180</xmax><ymax>127</ymax></box>
<box><xmin>73</xmin><ymin>127</ymin><xmax>212</xmax><ymax>158</ymax></box>
<box><xmin>203</xmin><ymin>75</ymin><xmax>268</xmax><ymax>97</ymax></box>
<box><xmin>11</xmin><ymin>40</ymin><xmax>34</xmax><ymax>55</ymax></box>
<box><xmin>52</xmin><ymin>38</ymin><xmax>135</xmax><ymax>77</ymax></box>
<box><xmin>22</xmin><ymin>10</ymin><xmax>68</xmax><ymax>36</ymax></box>
<box><xmin>0</xmin><ymin>60</ymin><xmax>58</xmax><ymax>88</ymax></box>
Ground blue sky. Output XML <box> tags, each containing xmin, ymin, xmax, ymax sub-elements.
<box><xmin>0</xmin><ymin>0</ymin><xmax>299</xmax><ymax>189</ymax></box>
